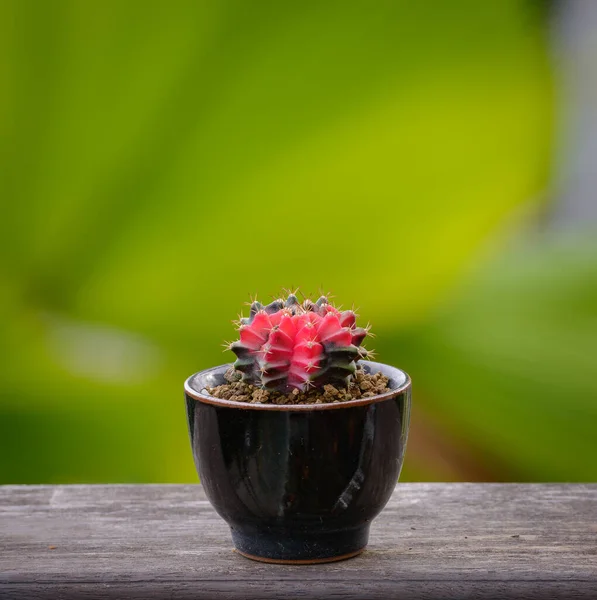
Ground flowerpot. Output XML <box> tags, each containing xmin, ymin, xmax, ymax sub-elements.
<box><xmin>184</xmin><ymin>359</ymin><xmax>411</xmax><ymax>564</ymax></box>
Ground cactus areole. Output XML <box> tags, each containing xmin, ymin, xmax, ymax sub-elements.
<box><xmin>227</xmin><ymin>293</ymin><xmax>374</xmax><ymax>393</ymax></box>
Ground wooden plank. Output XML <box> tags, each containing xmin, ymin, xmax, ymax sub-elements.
<box><xmin>1</xmin><ymin>484</ymin><xmax>596</xmax><ymax>599</ymax></box>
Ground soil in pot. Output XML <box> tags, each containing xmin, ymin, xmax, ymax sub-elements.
<box><xmin>206</xmin><ymin>365</ymin><xmax>391</xmax><ymax>405</ymax></box>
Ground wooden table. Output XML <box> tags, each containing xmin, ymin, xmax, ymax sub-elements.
<box><xmin>1</xmin><ymin>484</ymin><xmax>596</xmax><ymax>599</ymax></box>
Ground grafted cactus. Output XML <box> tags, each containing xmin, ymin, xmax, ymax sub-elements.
<box><xmin>228</xmin><ymin>293</ymin><xmax>373</xmax><ymax>391</ymax></box>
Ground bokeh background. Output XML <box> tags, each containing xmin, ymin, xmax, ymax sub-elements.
<box><xmin>1</xmin><ymin>0</ymin><xmax>596</xmax><ymax>484</ymax></box>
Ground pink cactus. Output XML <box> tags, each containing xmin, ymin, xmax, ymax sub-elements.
<box><xmin>228</xmin><ymin>294</ymin><xmax>373</xmax><ymax>391</ymax></box>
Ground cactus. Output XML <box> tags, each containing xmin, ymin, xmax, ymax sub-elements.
<box><xmin>227</xmin><ymin>293</ymin><xmax>374</xmax><ymax>391</ymax></box>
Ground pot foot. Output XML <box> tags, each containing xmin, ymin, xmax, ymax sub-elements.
<box><xmin>230</xmin><ymin>524</ymin><xmax>370</xmax><ymax>564</ymax></box>
<box><xmin>234</xmin><ymin>546</ymin><xmax>365</xmax><ymax>564</ymax></box>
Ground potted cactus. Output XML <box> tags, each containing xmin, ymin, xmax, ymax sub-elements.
<box><xmin>184</xmin><ymin>292</ymin><xmax>411</xmax><ymax>564</ymax></box>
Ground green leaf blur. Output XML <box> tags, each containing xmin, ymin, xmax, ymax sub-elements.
<box><xmin>2</xmin><ymin>0</ymin><xmax>584</xmax><ymax>484</ymax></box>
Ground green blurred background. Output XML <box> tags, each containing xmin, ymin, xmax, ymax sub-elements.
<box><xmin>1</xmin><ymin>0</ymin><xmax>596</xmax><ymax>483</ymax></box>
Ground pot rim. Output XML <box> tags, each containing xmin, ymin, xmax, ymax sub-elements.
<box><xmin>184</xmin><ymin>360</ymin><xmax>411</xmax><ymax>411</ymax></box>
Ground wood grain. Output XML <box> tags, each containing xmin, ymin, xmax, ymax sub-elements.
<box><xmin>1</xmin><ymin>484</ymin><xmax>596</xmax><ymax>599</ymax></box>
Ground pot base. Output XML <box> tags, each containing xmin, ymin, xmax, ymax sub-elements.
<box><xmin>230</xmin><ymin>524</ymin><xmax>370</xmax><ymax>564</ymax></box>
<box><xmin>235</xmin><ymin>547</ymin><xmax>365</xmax><ymax>565</ymax></box>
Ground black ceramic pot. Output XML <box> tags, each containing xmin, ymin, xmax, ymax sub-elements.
<box><xmin>184</xmin><ymin>360</ymin><xmax>411</xmax><ymax>564</ymax></box>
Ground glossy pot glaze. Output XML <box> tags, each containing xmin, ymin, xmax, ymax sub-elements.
<box><xmin>184</xmin><ymin>360</ymin><xmax>411</xmax><ymax>564</ymax></box>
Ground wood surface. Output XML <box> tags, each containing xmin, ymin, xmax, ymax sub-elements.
<box><xmin>1</xmin><ymin>484</ymin><xmax>596</xmax><ymax>599</ymax></box>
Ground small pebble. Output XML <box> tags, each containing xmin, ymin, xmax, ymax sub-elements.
<box><xmin>208</xmin><ymin>367</ymin><xmax>390</xmax><ymax>405</ymax></box>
